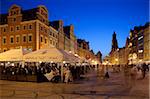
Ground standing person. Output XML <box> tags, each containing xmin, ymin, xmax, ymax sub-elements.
<box><xmin>64</xmin><ymin>67</ymin><xmax>73</xmax><ymax>83</ymax></box>
<box><xmin>104</xmin><ymin>65</ymin><xmax>109</xmax><ymax>79</ymax></box>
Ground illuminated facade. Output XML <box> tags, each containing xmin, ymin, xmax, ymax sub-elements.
<box><xmin>109</xmin><ymin>22</ymin><xmax>150</xmax><ymax>65</ymax></box>
<box><xmin>128</xmin><ymin>23</ymin><xmax>149</xmax><ymax>64</ymax></box>
<box><xmin>143</xmin><ymin>24</ymin><xmax>150</xmax><ymax>61</ymax></box>
<box><xmin>64</xmin><ymin>25</ymin><xmax>77</xmax><ymax>54</ymax></box>
<box><xmin>77</xmin><ymin>39</ymin><xmax>100</xmax><ymax>63</ymax></box>
<box><xmin>0</xmin><ymin>4</ymin><xmax>102</xmax><ymax>64</ymax></box>
<box><xmin>0</xmin><ymin>4</ymin><xmax>58</xmax><ymax>52</ymax></box>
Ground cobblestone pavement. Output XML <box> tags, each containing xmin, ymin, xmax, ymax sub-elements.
<box><xmin>0</xmin><ymin>70</ymin><xmax>149</xmax><ymax>99</ymax></box>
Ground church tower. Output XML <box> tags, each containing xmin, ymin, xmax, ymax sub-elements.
<box><xmin>111</xmin><ymin>32</ymin><xmax>118</xmax><ymax>51</ymax></box>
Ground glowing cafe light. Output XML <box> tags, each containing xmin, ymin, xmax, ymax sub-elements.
<box><xmin>92</xmin><ymin>60</ymin><xmax>95</xmax><ymax>63</ymax></box>
<box><xmin>75</xmin><ymin>54</ymin><xmax>78</xmax><ymax>57</ymax></box>
<box><xmin>94</xmin><ymin>61</ymin><xmax>97</xmax><ymax>65</ymax></box>
<box><xmin>50</xmin><ymin>61</ymin><xmax>53</xmax><ymax>63</ymax></box>
<box><xmin>115</xmin><ymin>58</ymin><xmax>118</xmax><ymax>61</ymax></box>
<box><xmin>63</xmin><ymin>61</ymin><xmax>66</xmax><ymax>64</ymax></box>
<box><xmin>39</xmin><ymin>61</ymin><xmax>42</xmax><ymax>63</ymax></box>
<box><xmin>0</xmin><ymin>63</ymin><xmax>4</xmax><ymax>66</ymax></box>
<box><xmin>139</xmin><ymin>60</ymin><xmax>142</xmax><ymax>62</ymax></box>
<box><xmin>11</xmin><ymin>63</ymin><xmax>14</xmax><ymax>66</ymax></box>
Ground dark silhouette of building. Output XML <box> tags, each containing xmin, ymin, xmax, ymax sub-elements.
<box><xmin>96</xmin><ymin>51</ymin><xmax>102</xmax><ymax>63</ymax></box>
<box><xmin>111</xmin><ymin>32</ymin><xmax>118</xmax><ymax>52</ymax></box>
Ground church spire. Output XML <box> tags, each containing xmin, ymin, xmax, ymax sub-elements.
<box><xmin>111</xmin><ymin>31</ymin><xmax>118</xmax><ymax>51</ymax></box>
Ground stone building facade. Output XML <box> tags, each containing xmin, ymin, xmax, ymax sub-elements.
<box><xmin>0</xmin><ymin>4</ymin><xmax>58</xmax><ymax>52</ymax></box>
<box><xmin>0</xmin><ymin>4</ymin><xmax>102</xmax><ymax>64</ymax></box>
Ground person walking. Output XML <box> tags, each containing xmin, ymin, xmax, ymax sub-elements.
<box><xmin>142</xmin><ymin>63</ymin><xmax>147</xmax><ymax>79</ymax></box>
<box><xmin>64</xmin><ymin>67</ymin><xmax>73</xmax><ymax>83</ymax></box>
<box><xmin>104</xmin><ymin>65</ymin><xmax>109</xmax><ymax>79</ymax></box>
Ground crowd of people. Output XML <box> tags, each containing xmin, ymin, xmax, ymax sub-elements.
<box><xmin>97</xmin><ymin>63</ymin><xmax>149</xmax><ymax>81</ymax></box>
<box><xmin>0</xmin><ymin>62</ymin><xmax>93</xmax><ymax>83</ymax></box>
<box><xmin>0</xmin><ymin>61</ymin><xmax>149</xmax><ymax>84</ymax></box>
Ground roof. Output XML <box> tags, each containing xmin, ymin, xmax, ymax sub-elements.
<box><xmin>0</xmin><ymin>13</ymin><xmax>8</xmax><ymax>25</ymax></box>
<box><xmin>0</xmin><ymin>8</ymin><xmax>39</xmax><ymax>25</ymax></box>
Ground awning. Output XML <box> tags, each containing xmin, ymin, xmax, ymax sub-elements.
<box><xmin>23</xmin><ymin>48</ymin><xmax>80</xmax><ymax>63</ymax></box>
<box><xmin>0</xmin><ymin>48</ymin><xmax>30</xmax><ymax>61</ymax></box>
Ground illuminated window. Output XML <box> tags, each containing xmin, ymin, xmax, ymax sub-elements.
<box><xmin>138</xmin><ymin>36</ymin><xmax>143</xmax><ymax>40</ymax></box>
<box><xmin>138</xmin><ymin>50</ymin><xmax>143</xmax><ymax>53</ymax></box>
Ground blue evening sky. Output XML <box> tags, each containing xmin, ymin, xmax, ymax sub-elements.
<box><xmin>0</xmin><ymin>0</ymin><xmax>149</xmax><ymax>57</ymax></box>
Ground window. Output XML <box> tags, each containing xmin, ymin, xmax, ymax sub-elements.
<box><xmin>10</xmin><ymin>26</ymin><xmax>14</xmax><ymax>32</ymax></box>
<box><xmin>14</xmin><ymin>18</ymin><xmax>16</xmax><ymax>22</ymax></box>
<box><xmin>3</xmin><ymin>28</ymin><xmax>6</xmax><ymax>32</ymax></box>
<box><xmin>50</xmin><ymin>40</ymin><xmax>52</xmax><ymax>44</ymax></box>
<box><xmin>16</xmin><ymin>35</ymin><xmax>20</xmax><ymax>43</ymax></box>
<box><xmin>16</xmin><ymin>26</ymin><xmax>20</xmax><ymax>31</ymax></box>
<box><xmin>40</xmin><ymin>36</ymin><xmax>43</xmax><ymax>42</ymax></box>
<box><xmin>50</xmin><ymin>32</ymin><xmax>52</xmax><ymax>35</ymax></box>
<box><xmin>10</xmin><ymin>36</ymin><xmax>14</xmax><ymax>44</ymax></box>
<box><xmin>23</xmin><ymin>35</ymin><xmax>26</xmax><ymax>42</ymax></box>
<box><xmin>23</xmin><ymin>25</ymin><xmax>26</xmax><ymax>30</ymax></box>
<box><xmin>2</xmin><ymin>37</ymin><xmax>6</xmax><ymax>44</ymax></box>
<box><xmin>41</xmin><ymin>27</ymin><xmax>43</xmax><ymax>31</ymax></box>
<box><xmin>29</xmin><ymin>24</ymin><xmax>32</xmax><ymax>29</ymax></box>
<box><xmin>28</xmin><ymin>35</ymin><xmax>32</xmax><ymax>42</ymax></box>
<box><xmin>56</xmin><ymin>43</ymin><xmax>57</xmax><ymax>46</ymax></box>
<box><xmin>53</xmin><ymin>41</ymin><xmax>54</xmax><ymax>45</ymax></box>
<box><xmin>45</xmin><ymin>38</ymin><xmax>47</xmax><ymax>44</ymax></box>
